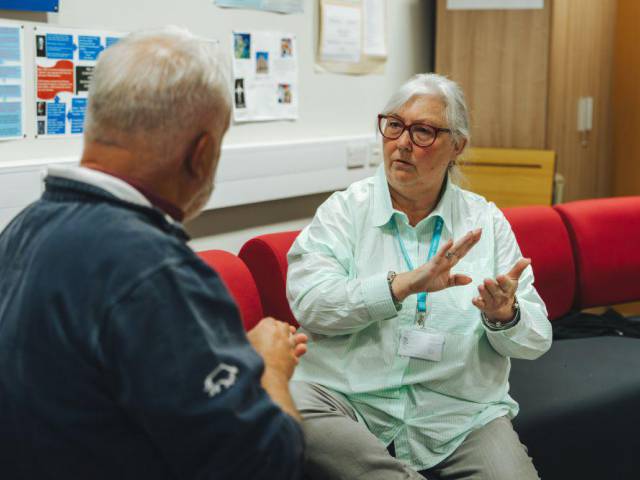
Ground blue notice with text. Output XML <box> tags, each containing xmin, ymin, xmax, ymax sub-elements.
<box><xmin>46</xmin><ymin>33</ymin><xmax>74</xmax><ymax>60</ymax></box>
<box><xmin>70</xmin><ymin>98</ymin><xmax>87</xmax><ymax>134</ymax></box>
<box><xmin>0</xmin><ymin>25</ymin><xmax>23</xmax><ymax>140</ymax></box>
<box><xmin>0</xmin><ymin>66</ymin><xmax>21</xmax><ymax>79</ymax></box>
<box><xmin>47</xmin><ymin>101</ymin><xmax>66</xmax><ymax>135</ymax></box>
<box><xmin>0</xmin><ymin>85</ymin><xmax>21</xmax><ymax>99</ymax></box>
<box><xmin>79</xmin><ymin>36</ymin><xmax>103</xmax><ymax>61</ymax></box>
<box><xmin>0</xmin><ymin>26</ymin><xmax>20</xmax><ymax>63</ymax></box>
<box><xmin>0</xmin><ymin>101</ymin><xmax>21</xmax><ymax>138</ymax></box>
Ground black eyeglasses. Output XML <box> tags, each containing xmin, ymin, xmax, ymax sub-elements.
<box><xmin>377</xmin><ymin>114</ymin><xmax>451</xmax><ymax>148</ymax></box>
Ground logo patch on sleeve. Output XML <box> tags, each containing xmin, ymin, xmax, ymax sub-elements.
<box><xmin>203</xmin><ymin>363</ymin><xmax>239</xmax><ymax>397</ymax></box>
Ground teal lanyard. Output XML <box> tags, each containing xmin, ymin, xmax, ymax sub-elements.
<box><xmin>392</xmin><ymin>216</ymin><xmax>444</xmax><ymax>326</ymax></box>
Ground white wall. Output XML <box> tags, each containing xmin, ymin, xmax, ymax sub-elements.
<box><xmin>0</xmin><ymin>0</ymin><xmax>434</xmax><ymax>253</ymax></box>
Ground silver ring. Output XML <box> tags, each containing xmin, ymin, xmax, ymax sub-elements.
<box><xmin>445</xmin><ymin>251</ymin><xmax>457</xmax><ymax>260</ymax></box>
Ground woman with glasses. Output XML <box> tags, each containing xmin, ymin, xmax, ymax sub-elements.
<box><xmin>286</xmin><ymin>73</ymin><xmax>551</xmax><ymax>480</ymax></box>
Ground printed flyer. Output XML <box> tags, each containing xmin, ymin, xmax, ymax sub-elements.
<box><xmin>34</xmin><ymin>26</ymin><xmax>123</xmax><ymax>138</ymax></box>
<box><xmin>232</xmin><ymin>30</ymin><xmax>298</xmax><ymax>122</ymax></box>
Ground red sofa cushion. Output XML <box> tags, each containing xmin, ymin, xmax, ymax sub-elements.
<box><xmin>554</xmin><ymin>197</ymin><xmax>640</xmax><ymax>309</ymax></box>
<box><xmin>502</xmin><ymin>206</ymin><xmax>576</xmax><ymax>320</ymax></box>
<box><xmin>197</xmin><ymin>249</ymin><xmax>263</xmax><ymax>331</ymax></box>
<box><xmin>239</xmin><ymin>232</ymin><xmax>300</xmax><ymax>327</ymax></box>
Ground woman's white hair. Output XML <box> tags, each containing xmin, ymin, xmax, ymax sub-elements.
<box><xmin>84</xmin><ymin>26</ymin><xmax>231</xmax><ymax>162</ymax></box>
<box><xmin>381</xmin><ymin>73</ymin><xmax>471</xmax><ymax>181</ymax></box>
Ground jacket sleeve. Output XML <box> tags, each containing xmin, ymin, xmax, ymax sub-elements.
<box><xmin>286</xmin><ymin>193</ymin><xmax>398</xmax><ymax>337</ymax></box>
<box><xmin>482</xmin><ymin>204</ymin><xmax>553</xmax><ymax>360</ymax></box>
<box><xmin>98</xmin><ymin>257</ymin><xmax>304</xmax><ymax>480</ymax></box>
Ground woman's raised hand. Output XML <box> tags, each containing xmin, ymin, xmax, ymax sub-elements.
<box><xmin>392</xmin><ymin>228</ymin><xmax>482</xmax><ymax>301</ymax></box>
<box><xmin>471</xmin><ymin>258</ymin><xmax>530</xmax><ymax>322</ymax></box>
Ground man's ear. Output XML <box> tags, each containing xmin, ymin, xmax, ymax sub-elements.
<box><xmin>184</xmin><ymin>131</ymin><xmax>216</xmax><ymax>180</ymax></box>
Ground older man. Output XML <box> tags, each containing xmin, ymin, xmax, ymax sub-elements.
<box><xmin>0</xmin><ymin>27</ymin><xmax>306</xmax><ymax>479</ymax></box>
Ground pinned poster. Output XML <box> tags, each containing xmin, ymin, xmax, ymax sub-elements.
<box><xmin>34</xmin><ymin>26</ymin><xmax>124</xmax><ymax>138</ymax></box>
<box><xmin>0</xmin><ymin>22</ymin><xmax>25</xmax><ymax>141</ymax></box>
<box><xmin>231</xmin><ymin>31</ymin><xmax>298</xmax><ymax>122</ymax></box>
<box><xmin>317</xmin><ymin>0</ymin><xmax>387</xmax><ymax>75</ymax></box>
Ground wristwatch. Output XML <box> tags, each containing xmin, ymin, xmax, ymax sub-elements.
<box><xmin>387</xmin><ymin>271</ymin><xmax>403</xmax><ymax>311</ymax></box>
<box><xmin>481</xmin><ymin>297</ymin><xmax>521</xmax><ymax>331</ymax></box>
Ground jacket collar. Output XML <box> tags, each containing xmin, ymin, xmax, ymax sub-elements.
<box><xmin>45</xmin><ymin>166</ymin><xmax>189</xmax><ymax>240</ymax></box>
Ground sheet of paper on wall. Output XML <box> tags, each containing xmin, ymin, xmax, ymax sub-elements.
<box><xmin>33</xmin><ymin>26</ymin><xmax>124</xmax><ymax>139</ymax></box>
<box><xmin>231</xmin><ymin>31</ymin><xmax>298</xmax><ymax>122</ymax></box>
<box><xmin>0</xmin><ymin>22</ymin><xmax>26</xmax><ymax>141</ymax></box>
<box><xmin>363</xmin><ymin>0</ymin><xmax>386</xmax><ymax>57</ymax></box>
<box><xmin>446</xmin><ymin>0</ymin><xmax>543</xmax><ymax>9</ymax></box>
<box><xmin>320</xmin><ymin>3</ymin><xmax>362</xmax><ymax>63</ymax></box>
<box><xmin>214</xmin><ymin>0</ymin><xmax>303</xmax><ymax>14</ymax></box>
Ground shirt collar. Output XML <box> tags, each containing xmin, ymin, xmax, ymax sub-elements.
<box><xmin>46</xmin><ymin>165</ymin><xmax>182</xmax><ymax>226</ymax></box>
<box><xmin>87</xmin><ymin>166</ymin><xmax>185</xmax><ymax>222</ymax></box>
<box><xmin>371</xmin><ymin>164</ymin><xmax>455</xmax><ymax>233</ymax></box>
<box><xmin>372</xmin><ymin>165</ymin><xmax>395</xmax><ymax>227</ymax></box>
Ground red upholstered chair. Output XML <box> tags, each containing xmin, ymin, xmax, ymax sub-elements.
<box><xmin>239</xmin><ymin>231</ymin><xmax>300</xmax><ymax>327</ymax></box>
<box><xmin>554</xmin><ymin>196</ymin><xmax>640</xmax><ymax>309</ymax></box>
<box><xmin>197</xmin><ymin>249</ymin><xmax>263</xmax><ymax>331</ymax></box>
<box><xmin>502</xmin><ymin>206</ymin><xmax>576</xmax><ymax>320</ymax></box>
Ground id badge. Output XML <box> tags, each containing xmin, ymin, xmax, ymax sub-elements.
<box><xmin>398</xmin><ymin>329</ymin><xmax>445</xmax><ymax>362</ymax></box>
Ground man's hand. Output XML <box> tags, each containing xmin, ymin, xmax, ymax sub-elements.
<box><xmin>247</xmin><ymin>318</ymin><xmax>308</xmax><ymax>421</ymax></box>
<box><xmin>247</xmin><ymin>317</ymin><xmax>308</xmax><ymax>380</ymax></box>
<box><xmin>392</xmin><ymin>228</ymin><xmax>483</xmax><ymax>301</ymax></box>
<box><xmin>288</xmin><ymin>324</ymin><xmax>308</xmax><ymax>360</ymax></box>
<box><xmin>472</xmin><ymin>258</ymin><xmax>530</xmax><ymax>322</ymax></box>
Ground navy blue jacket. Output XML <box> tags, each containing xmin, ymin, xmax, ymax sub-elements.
<box><xmin>0</xmin><ymin>176</ymin><xmax>304</xmax><ymax>479</ymax></box>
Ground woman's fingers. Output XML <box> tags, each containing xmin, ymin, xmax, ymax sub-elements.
<box><xmin>435</xmin><ymin>238</ymin><xmax>455</xmax><ymax>261</ymax></box>
<box><xmin>472</xmin><ymin>296</ymin><xmax>486</xmax><ymax>310</ymax></box>
<box><xmin>483</xmin><ymin>278</ymin><xmax>502</xmax><ymax>298</ymax></box>
<box><xmin>507</xmin><ymin>258</ymin><xmax>531</xmax><ymax>281</ymax></box>
<box><xmin>434</xmin><ymin>229</ymin><xmax>482</xmax><ymax>267</ymax></box>
<box><xmin>448</xmin><ymin>228</ymin><xmax>482</xmax><ymax>261</ymax></box>
<box><xmin>449</xmin><ymin>273</ymin><xmax>472</xmax><ymax>287</ymax></box>
<box><xmin>478</xmin><ymin>283</ymin><xmax>494</xmax><ymax>306</ymax></box>
<box><xmin>496</xmin><ymin>275</ymin><xmax>515</xmax><ymax>295</ymax></box>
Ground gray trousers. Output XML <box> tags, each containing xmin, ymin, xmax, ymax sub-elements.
<box><xmin>290</xmin><ymin>381</ymin><xmax>540</xmax><ymax>480</ymax></box>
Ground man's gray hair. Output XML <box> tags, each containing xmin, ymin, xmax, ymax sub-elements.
<box><xmin>84</xmin><ymin>26</ymin><xmax>231</xmax><ymax>161</ymax></box>
<box><xmin>381</xmin><ymin>73</ymin><xmax>471</xmax><ymax>155</ymax></box>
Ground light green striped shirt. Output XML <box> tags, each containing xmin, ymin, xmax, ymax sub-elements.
<box><xmin>287</xmin><ymin>166</ymin><xmax>552</xmax><ymax>471</ymax></box>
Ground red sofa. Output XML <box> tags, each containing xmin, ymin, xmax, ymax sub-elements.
<box><xmin>200</xmin><ymin>196</ymin><xmax>640</xmax><ymax>480</ymax></box>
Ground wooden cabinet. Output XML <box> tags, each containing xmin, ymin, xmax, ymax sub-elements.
<box><xmin>612</xmin><ymin>0</ymin><xmax>640</xmax><ymax>196</ymax></box>
<box><xmin>435</xmin><ymin>0</ymin><xmax>617</xmax><ymax>202</ymax></box>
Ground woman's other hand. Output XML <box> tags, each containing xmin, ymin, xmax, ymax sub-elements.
<box><xmin>392</xmin><ymin>228</ymin><xmax>482</xmax><ymax>301</ymax></box>
<box><xmin>472</xmin><ymin>258</ymin><xmax>531</xmax><ymax>322</ymax></box>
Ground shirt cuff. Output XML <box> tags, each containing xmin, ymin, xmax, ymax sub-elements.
<box><xmin>361</xmin><ymin>272</ymin><xmax>399</xmax><ymax>321</ymax></box>
<box><xmin>483</xmin><ymin>310</ymin><xmax>529</xmax><ymax>339</ymax></box>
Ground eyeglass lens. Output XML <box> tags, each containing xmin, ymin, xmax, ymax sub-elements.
<box><xmin>380</xmin><ymin>117</ymin><xmax>436</xmax><ymax>147</ymax></box>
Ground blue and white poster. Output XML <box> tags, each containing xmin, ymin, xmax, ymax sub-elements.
<box><xmin>0</xmin><ymin>0</ymin><xmax>59</xmax><ymax>12</ymax></box>
<box><xmin>34</xmin><ymin>26</ymin><xmax>124</xmax><ymax>138</ymax></box>
<box><xmin>0</xmin><ymin>22</ymin><xmax>25</xmax><ymax>141</ymax></box>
